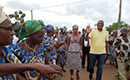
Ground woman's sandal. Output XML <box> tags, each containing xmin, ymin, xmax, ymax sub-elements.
<box><xmin>76</xmin><ymin>73</ymin><xmax>80</xmax><ymax>80</ymax></box>
<box><xmin>71</xmin><ymin>75</ymin><xmax>73</xmax><ymax>80</ymax></box>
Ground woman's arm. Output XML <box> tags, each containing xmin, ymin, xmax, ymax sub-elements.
<box><xmin>44</xmin><ymin>51</ymin><xmax>51</xmax><ymax>65</ymax></box>
<box><xmin>80</xmin><ymin>36</ymin><xmax>82</xmax><ymax>52</ymax></box>
<box><xmin>66</xmin><ymin>36</ymin><xmax>70</xmax><ymax>51</ymax></box>
<box><xmin>54</xmin><ymin>39</ymin><xmax>65</xmax><ymax>49</ymax></box>
<box><xmin>0</xmin><ymin>63</ymin><xmax>35</xmax><ymax>76</ymax></box>
<box><xmin>65</xmin><ymin>36</ymin><xmax>70</xmax><ymax>58</ymax></box>
<box><xmin>80</xmin><ymin>36</ymin><xmax>83</xmax><ymax>58</ymax></box>
<box><xmin>0</xmin><ymin>63</ymin><xmax>63</xmax><ymax>80</ymax></box>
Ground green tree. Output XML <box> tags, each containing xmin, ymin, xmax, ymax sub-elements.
<box><xmin>55</xmin><ymin>26</ymin><xmax>59</xmax><ymax>32</ymax></box>
<box><xmin>63</xmin><ymin>26</ymin><xmax>67</xmax><ymax>31</ymax></box>
<box><xmin>94</xmin><ymin>23</ymin><xmax>97</xmax><ymax>26</ymax></box>
<box><xmin>9</xmin><ymin>10</ymin><xmax>26</xmax><ymax>24</ymax></box>
<box><xmin>106</xmin><ymin>21</ymin><xmax>129</xmax><ymax>33</ymax></box>
<box><xmin>69</xmin><ymin>30</ymin><xmax>72</xmax><ymax>34</ymax></box>
<box><xmin>55</xmin><ymin>26</ymin><xmax>68</xmax><ymax>32</ymax></box>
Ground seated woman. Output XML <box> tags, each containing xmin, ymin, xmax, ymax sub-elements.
<box><xmin>8</xmin><ymin>20</ymin><xmax>51</xmax><ymax>80</ymax></box>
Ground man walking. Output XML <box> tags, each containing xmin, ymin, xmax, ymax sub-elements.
<box><xmin>85</xmin><ymin>20</ymin><xmax>109</xmax><ymax>80</ymax></box>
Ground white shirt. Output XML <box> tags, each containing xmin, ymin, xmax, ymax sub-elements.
<box><xmin>13</xmin><ymin>35</ymin><xmax>19</xmax><ymax>44</ymax></box>
<box><xmin>84</xmin><ymin>33</ymin><xmax>91</xmax><ymax>47</ymax></box>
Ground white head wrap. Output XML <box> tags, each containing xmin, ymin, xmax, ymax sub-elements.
<box><xmin>0</xmin><ymin>6</ymin><xmax>8</xmax><ymax>24</ymax></box>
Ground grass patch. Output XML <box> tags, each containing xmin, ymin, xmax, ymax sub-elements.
<box><xmin>55</xmin><ymin>61</ymin><xmax>62</xmax><ymax>80</ymax></box>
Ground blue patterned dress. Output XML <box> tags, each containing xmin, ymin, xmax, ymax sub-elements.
<box><xmin>57</xmin><ymin>36</ymin><xmax>67</xmax><ymax>65</ymax></box>
<box><xmin>44</xmin><ymin>35</ymin><xmax>57</xmax><ymax>64</ymax></box>
<box><xmin>7</xmin><ymin>40</ymin><xmax>50</xmax><ymax>80</ymax></box>
<box><xmin>0</xmin><ymin>46</ymin><xmax>21</xmax><ymax>80</ymax></box>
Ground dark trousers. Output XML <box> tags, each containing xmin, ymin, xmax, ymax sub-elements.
<box><xmin>82</xmin><ymin>46</ymin><xmax>90</xmax><ymax>71</ymax></box>
<box><xmin>89</xmin><ymin>54</ymin><xmax>106</xmax><ymax>80</ymax></box>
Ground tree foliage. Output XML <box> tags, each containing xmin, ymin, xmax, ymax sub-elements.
<box><xmin>106</xmin><ymin>21</ymin><xmax>129</xmax><ymax>33</ymax></box>
<box><xmin>9</xmin><ymin>10</ymin><xmax>26</xmax><ymax>24</ymax></box>
<box><xmin>55</xmin><ymin>26</ymin><xmax>68</xmax><ymax>32</ymax></box>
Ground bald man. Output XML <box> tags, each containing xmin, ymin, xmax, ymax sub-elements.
<box><xmin>85</xmin><ymin>20</ymin><xmax>109</xmax><ymax>80</ymax></box>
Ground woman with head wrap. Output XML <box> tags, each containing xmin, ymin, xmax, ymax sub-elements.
<box><xmin>8</xmin><ymin>20</ymin><xmax>56</xmax><ymax>80</ymax></box>
<box><xmin>0</xmin><ymin>7</ymin><xmax>63</xmax><ymax>80</ymax></box>
<box><xmin>65</xmin><ymin>25</ymin><xmax>83</xmax><ymax>80</ymax></box>
<box><xmin>57</xmin><ymin>28</ymin><xmax>67</xmax><ymax>72</ymax></box>
<box><xmin>44</xmin><ymin>25</ymin><xmax>65</xmax><ymax>65</ymax></box>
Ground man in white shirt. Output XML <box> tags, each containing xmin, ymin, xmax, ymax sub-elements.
<box><xmin>81</xmin><ymin>27</ymin><xmax>91</xmax><ymax>71</ymax></box>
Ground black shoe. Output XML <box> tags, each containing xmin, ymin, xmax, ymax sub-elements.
<box><xmin>89</xmin><ymin>74</ymin><xmax>93</xmax><ymax>80</ymax></box>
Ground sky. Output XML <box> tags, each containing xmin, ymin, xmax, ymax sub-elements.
<box><xmin>1</xmin><ymin>0</ymin><xmax>130</xmax><ymax>31</ymax></box>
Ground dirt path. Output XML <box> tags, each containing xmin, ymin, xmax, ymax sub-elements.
<box><xmin>61</xmin><ymin>60</ymin><xmax>118</xmax><ymax>80</ymax></box>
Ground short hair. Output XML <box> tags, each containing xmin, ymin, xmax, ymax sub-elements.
<box><xmin>97</xmin><ymin>20</ymin><xmax>104</xmax><ymax>24</ymax></box>
<box><xmin>120</xmin><ymin>27</ymin><xmax>128</xmax><ymax>32</ymax></box>
<box><xmin>72</xmin><ymin>25</ymin><xmax>78</xmax><ymax>29</ymax></box>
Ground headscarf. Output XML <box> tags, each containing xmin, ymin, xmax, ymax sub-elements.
<box><xmin>61</xmin><ymin>28</ymin><xmax>66</xmax><ymax>34</ymax></box>
<box><xmin>18</xmin><ymin>20</ymin><xmax>45</xmax><ymax>40</ymax></box>
<box><xmin>44</xmin><ymin>24</ymin><xmax>54</xmax><ymax>33</ymax></box>
<box><xmin>0</xmin><ymin>6</ymin><xmax>8</xmax><ymax>24</ymax></box>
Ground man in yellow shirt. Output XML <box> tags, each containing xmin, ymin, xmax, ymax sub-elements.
<box><xmin>85</xmin><ymin>20</ymin><xmax>109</xmax><ymax>80</ymax></box>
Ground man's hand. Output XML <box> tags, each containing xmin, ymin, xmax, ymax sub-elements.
<box><xmin>86</xmin><ymin>25</ymin><xmax>92</xmax><ymax>34</ymax></box>
<box><xmin>35</xmin><ymin>64</ymin><xmax>63</xmax><ymax>80</ymax></box>
<box><xmin>105</xmin><ymin>52</ymin><xmax>108</xmax><ymax>60</ymax></box>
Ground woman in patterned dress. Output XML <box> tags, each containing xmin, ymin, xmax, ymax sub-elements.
<box><xmin>65</xmin><ymin>25</ymin><xmax>83</xmax><ymax>80</ymax></box>
<box><xmin>44</xmin><ymin>25</ymin><xmax>65</xmax><ymax>65</ymax></box>
<box><xmin>57</xmin><ymin>28</ymin><xmax>67</xmax><ymax>72</ymax></box>
<box><xmin>8</xmin><ymin>20</ymin><xmax>52</xmax><ymax>80</ymax></box>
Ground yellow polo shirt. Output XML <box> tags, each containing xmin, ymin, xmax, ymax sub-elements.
<box><xmin>89</xmin><ymin>29</ymin><xmax>109</xmax><ymax>54</ymax></box>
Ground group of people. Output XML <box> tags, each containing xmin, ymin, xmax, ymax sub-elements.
<box><xmin>0</xmin><ymin>6</ymin><xmax>84</xmax><ymax>80</ymax></box>
<box><xmin>79</xmin><ymin>20</ymin><xmax>130</xmax><ymax>80</ymax></box>
<box><xmin>0</xmin><ymin>7</ymin><xmax>65</xmax><ymax>80</ymax></box>
<box><xmin>1</xmin><ymin>5</ymin><xmax>130</xmax><ymax>80</ymax></box>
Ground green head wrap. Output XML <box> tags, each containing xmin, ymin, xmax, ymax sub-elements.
<box><xmin>18</xmin><ymin>20</ymin><xmax>45</xmax><ymax>40</ymax></box>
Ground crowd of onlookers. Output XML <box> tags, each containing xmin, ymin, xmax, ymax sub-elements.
<box><xmin>1</xmin><ymin>5</ymin><xmax>130</xmax><ymax>80</ymax></box>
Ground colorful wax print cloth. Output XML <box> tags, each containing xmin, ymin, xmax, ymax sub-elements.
<box><xmin>0</xmin><ymin>47</ymin><xmax>21</xmax><ymax>80</ymax></box>
<box><xmin>57</xmin><ymin>36</ymin><xmax>67</xmax><ymax>65</ymax></box>
<box><xmin>44</xmin><ymin>35</ymin><xmax>57</xmax><ymax>64</ymax></box>
<box><xmin>7</xmin><ymin>41</ymin><xmax>49</xmax><ymax>80</ymax></box>
<box><xmin>113</xmin><ymin>36</ymin><xmax>130</xmax><ymax>62</ymax></box>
